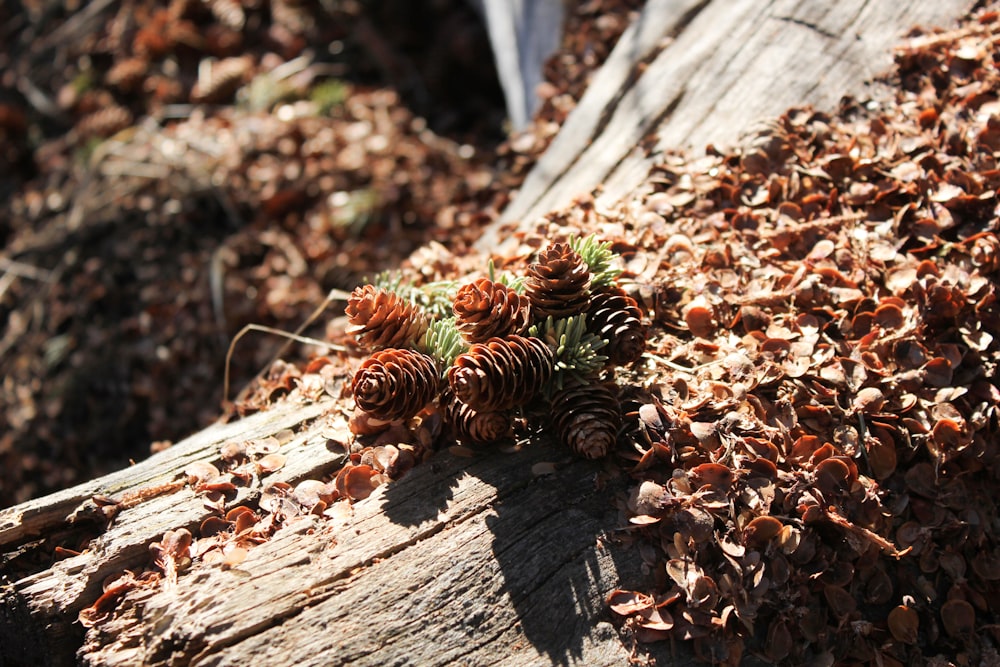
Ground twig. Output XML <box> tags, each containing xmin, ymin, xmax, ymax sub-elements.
<box><xmin>645</xmin><ymin>352</ymin><xmax>726</xmax><ymax>374</ymax></box>
<box><xmin>0</xmin><ymin>256</ymin><xmax>56</xmax><ymax>283</ymax></box>
<box><xmin>35</xmin><ymin>0</ymin><xmax>119</xmax><ymax>52</ymax></box>
<box><xmin>223</xmin><ymin>288</ymin><xmax>354</xmax><ymax>402</ymax></box>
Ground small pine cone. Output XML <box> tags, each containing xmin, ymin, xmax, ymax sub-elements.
<box><xmin>552</xmin><ymin>382</ymin><xmax>621</xmax><ymax>459</ymax></box>
<box><xmin>76</xmin><ymin>105</ymin><xmax>133</xmax><ymax>139</ymax></box>
<box><xmin>524</xmin><ymin>242</ymin><xmax>591</xmax><ymax>321</ymax></box>
<box><xmin>441</xmin><ymin>390</ymin><xmax>511</xmax><ymax>446</ymax></box>
<box><xmin>352</xmin><ymin>349</ymin><xmax>439</xmax><ymax>421</ymax></box>
<box><xmin>448</xmin><ymin>335</ymin><xmax>553</xmax><ymax>411</ymax></box>
<box><xmin>453</xmin><ymin>278</ymin><xmax>531</xmax><ymax>343</ymax></box>
<box><xmin>346</xmin><ymin>285</ymin><xmax>429</xmax><ymax>351</ymax></box>
<box><xmin>586</xmin><ymin>286</ymin><xmax>646</xmax><ymax>365</ymax></box>
<box><xmin>190</xmin><ymin>56</ymin><xmax>251</xmax><ymax>104</ymax></box>
<box><xmin>105</xmin><ymin>57</ymin><xmax>150</xmax><ymax>93</ymax></box>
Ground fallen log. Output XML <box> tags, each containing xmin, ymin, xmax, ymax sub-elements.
<box><xmin>485</xmin><ymin>0</ymin><xmax>973</xmax><ymax>246</ymax></box>
<box><xmin>1</xmin><ymin>393</ymin><xmax>660</xmax><ymax>666</ymax></box>
<box><xmin>0</xmin><ymin>1</ymin><xmax>980</xmax><ymax>665</ymax></box>
<box><xmin>1</xmin><ymin>398</ymin><xmax>344</xmax><ymax>666</ymax></box>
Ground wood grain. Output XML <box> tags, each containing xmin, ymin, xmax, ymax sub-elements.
<box><xmin>78</xmin><ymin>442</ymin><xmax>650</xmax><ymax>667</ymax></box>
<box><xmin>487</xmin><ymin>0</ymin><xmax>973</xmax><ymax>249</ymax></box>
<box><xmin>1</xmin><ymin>397</ymin><xmax>344</xmax><ymax>666</ymax></box>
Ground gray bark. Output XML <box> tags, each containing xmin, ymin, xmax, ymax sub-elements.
<box><xmin>473</xmin><ymin>0</ymin><xmax>566</xmax><ymax>131</ymax></box>
<box><xmin>1</xmin><ymin>395</ymin><xmax>660</xmax><ymax>666</ymax></box>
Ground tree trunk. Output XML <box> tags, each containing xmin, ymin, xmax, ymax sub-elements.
<box><xmin>0</xmin><ymin>1</ymin><xmax>975</xmax><ymax>665</ymax></box>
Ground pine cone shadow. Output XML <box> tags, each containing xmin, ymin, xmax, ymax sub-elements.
<box><xmin>379</xmin><ymin>437</ymin><xmax>687</xmax><ymax>665</ymax></box>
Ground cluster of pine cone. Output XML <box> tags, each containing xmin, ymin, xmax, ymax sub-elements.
<box><xmin>346</xmin><ymin>237</ymin><xmax>646</xmax><ymax>459</ymax></box>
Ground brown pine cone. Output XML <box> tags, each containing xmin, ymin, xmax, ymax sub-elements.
<box><xmin>586</xmin><ymin>286</ymin><xmax>646</xmax><ymax>365</ymax></box>
<box><xmin>190</xmin><ymin>56</ymin><xmax>252</xmax><ymax>103</ymax></box>
<box><xmin>346</xmin><ymin>285</ymin><xmax>430</xmax><ymax>351</ymax></box>
<box><xmin>453</xmin><ymin>278</ymin><xmax>531</xmax><ymax>343</ymax></box>
<box><xmin>441</xmin><ymin>390</ymin><xmax>511</xmax><ymax>446</ymax></box>
<box><xmin>352</xmin><ymin>348</ymin><xmax>439</xmax><ymax>421</ymax></box>
<box><xmin>76</xmin><ymin>105</ymin><xmax>133</xmax><ymax>140</ymax></box>
<box><xmin>524</xmin><ymin>242</ymin><xmax>591</xmax><ymax>321</ymax></box>
<box><xmin>105</xmin><ymin>57</ymin><xmax>150</xmax><ymax>93</ymax></box>
<box><xmin>447</xmin><ymin>335</ymin><xmax>553</xmax><ymax>411</ymax></box>
<box><xmin>551</xmin><ymin>382</ymin><xmax>621</xmax><ymax>459</ymax></box>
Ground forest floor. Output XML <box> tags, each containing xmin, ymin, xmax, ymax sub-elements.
<box><xmin>2</xmin><ymin>0</ymin><xmax>1000</xmax><ymax>664</ymax></box>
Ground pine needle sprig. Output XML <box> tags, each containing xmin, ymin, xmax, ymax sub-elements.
<box><xmin>488</xmin><ymin>258</ymin><xmax>525</xmax><ymax>293</ymax></box>
<box><xmin>569</xmin><ymin>234</ymin><xmax>623</xmax><ymax>288</ymax></box>
<box><xmin>369</xmin><ymin>270</ymin><xmax>410</xmax><ymax>295</ymax></box>
<box><xmin>420</xmin><ymin>317</ymin><xmax>468</xmax><ymax>370</ymax></box>
<box><xmin>413</xmin><ymin>280</ymin><xmax>461</xmax><ymax>320</ymax></box>
<box><xmin>530</xmin><ymin>315</ymin><xmax>608</xmax><ymax>390</ymax></box>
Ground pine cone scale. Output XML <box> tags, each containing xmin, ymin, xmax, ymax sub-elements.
<box><xmin>453</xmin><ymin>278</ymin><xmax>530</xmax><ymax>343</ymax></box>
<box><xmin>525</xmin><ymin>243</ymin><xmax>592</xmax><ymax>321</ymax></box>
<box><xmin>552</xmin><ymin>382</ymin><xmax>621</xmax><ymax>459</ymax></box>
<box><xmin>442</xmin><ymin>389</ymin><xmax>512</xmax><ymax>446</ymax></box>
<box><xmin>586</xmin><ymin>286</ymin><xmax>646</xmax><ymax>365</ymax></box>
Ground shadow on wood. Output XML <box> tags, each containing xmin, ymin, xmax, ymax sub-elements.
<box><xmin>1</xmin><ymin>396</ymin><xmax>675</xmax><ymax>666</ymax></box>
<box><xmin>379</xmin><ymin>441</ymin><xmax>633</xmax><ymax>666</ymax></box>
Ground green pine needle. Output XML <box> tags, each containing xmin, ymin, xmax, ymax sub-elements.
<box><xmin>530</xmin><ymin>315</ymin><xmax>608</xmax><ymax>389</ymax></box>
<box><xmin>569</xmin><ymin>234</ymin><xmax>623</xmax><ymax>288</ymax></box>
<box><xmin>368</xmin><ymin>272</ymin><xmax>457</xmax><ymax>320</ymax></box>
<box><xmin>369</xmin><ymin>270</ymin><xmax>410</xmax><ymax>295</ymax></box>
<box><xmin>420</xmin><ymin>317</ymin><xmax>468</xmax><ymax>369</ymax></box>
<box><xmin>487</xmin><ymin>258</ymin><xmax>525</xmax><ymax>293</ymax></box>
<box><xmin>495</xmin><ymin>272</ymin><xmax>525</xmax><ymax>293</ymax></box>
<box><xmin>416</xmin><ymin>280</ymin><xmax>460</xmax><ymax>320</ymax></box>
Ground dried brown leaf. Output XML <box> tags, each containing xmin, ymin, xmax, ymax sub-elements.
<box><xmin>606</xmin><ymin>589</ymin><xmax>655</xmax><ymax>616</ymax></box>
<box><xmin>888</xmin><ymin>605</ymin><xmax>919</xmax><ymax>644</ymax></box>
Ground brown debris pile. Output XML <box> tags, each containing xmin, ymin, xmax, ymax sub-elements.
<box><xmin>590</xmin><ymin>8</ymin><xmax>1000</xmax><ymax>665</ymax></box>
<box><xmin>15</xmin><ymin>1</ymin><xmax>1000</xmax><ymax>664</ymax></box>
<box><xmin>0</xmin><ymin>92</ymin><xmax>497</xmax><ymax>507</ymax></box>
<box><xmin>0</xmin><ymin>0</ymin><xmax>506</xmax><ymax>507</ymax></box>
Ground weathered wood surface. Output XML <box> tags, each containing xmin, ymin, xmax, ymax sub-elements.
<box><xmin>483</xmin><ymin>0</ymin><xmax>973</xmax><ymax>252</ymax></box>
<box><xmin>77</xmin><ymin>438</ymin><xmax>649</xmax><ymax>667</ymax></box>
<box><xmin>1</xmin><ymin>398</ymin><xmax>346</xmax><ymax>666</ymax></box>
<box><xmin>0</xmin><ymin>1</ymin><xmax>981</xmax><ymax>665</ymax></box>
<box><xmin>1</xmin><ymin>393</ymin><xmax>659</xmax><ymax>667</ymax></box>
